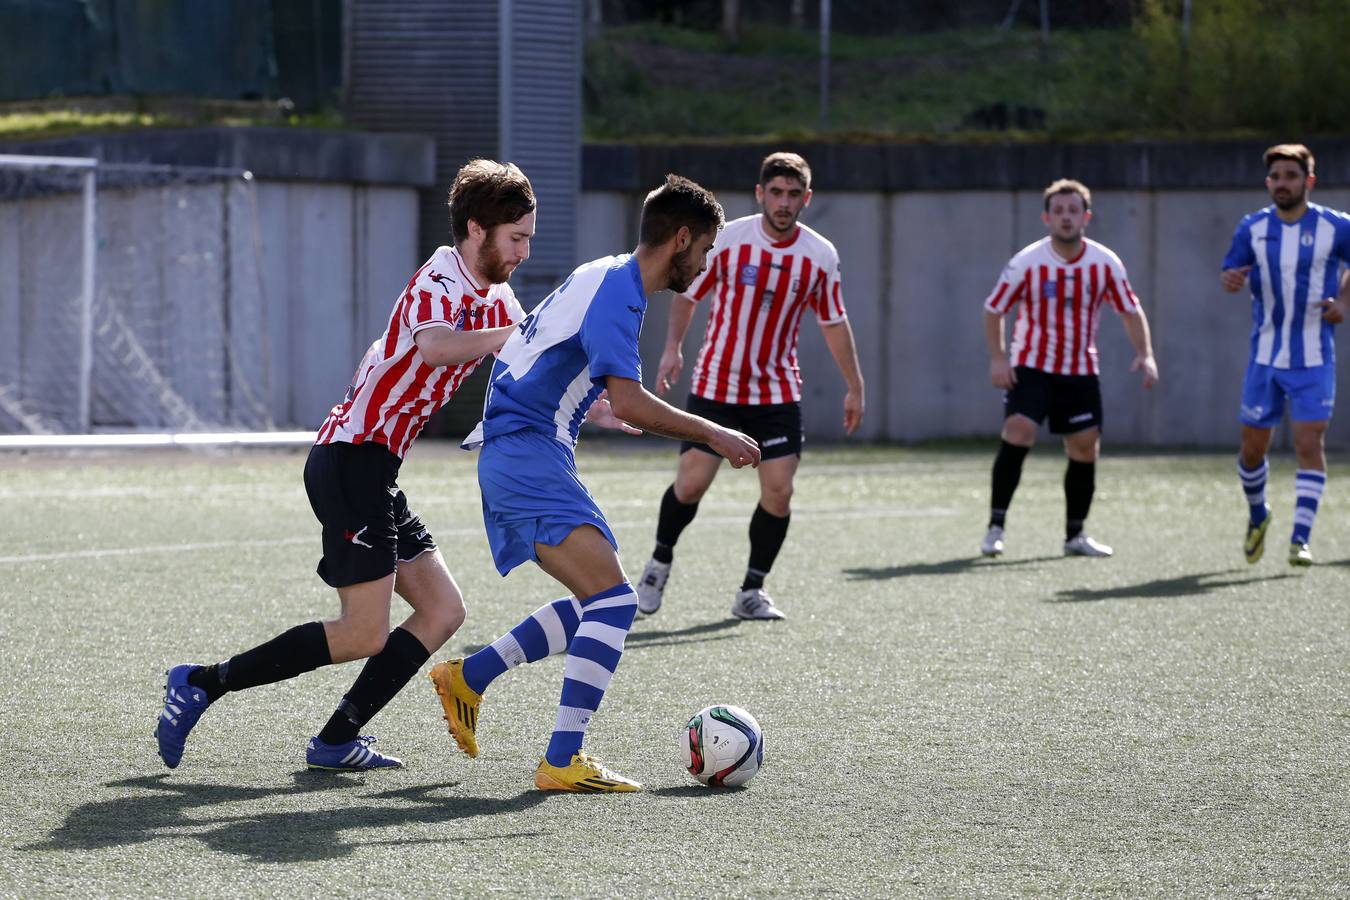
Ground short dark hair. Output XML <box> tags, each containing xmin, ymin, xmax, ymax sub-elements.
<box><xmin>760</xmin><ymin>151</ymin><xmax>812</xmax><ymax>190</ymax></box>
<box><xmin>447</xmin><ymin>159</ymin><xmax>536</xmax><ymax>244</ymax></box>
<box><xmin>638</xmin><ymin>174</ymin><xmax>724</xmax><ymax>247</ymax></box>
<box><xmin>1264</xmin><ymin>143</ymin><xmax>1315</xmax><ymax>177</ymax></box>
<box><xmin>1043</xmin><ymin>178</ymin><xmax>1091</xmax><ymax>211</ymax></box>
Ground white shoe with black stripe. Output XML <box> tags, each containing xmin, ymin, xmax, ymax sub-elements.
<box><xmin>636</xmin><ymin>558</ymin><xmax>671</xmax><ymax>615</ymax></box>
<box><xmin>731</xmin><ymin>587</ymin><xmax>786</xmax><ymax>620</ymax></box>
<box><xmin>306</xmin><ymin>735</ymin><xmax>403</xmax><ymax>771</ymax></box>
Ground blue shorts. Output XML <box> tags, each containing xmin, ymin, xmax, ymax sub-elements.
<box><xmin>1239</xmin><ymin>361</ymin><xmax>1336</xmax><ymax>428</ymax></box>
<box><xmin>477</xmin><ymin>429</ymin><xmax>618</xmax><ymax>576</ymax></box>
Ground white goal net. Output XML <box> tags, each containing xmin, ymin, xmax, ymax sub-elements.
<box><xmin>0</xmin><ymin>155</ymin><xmax>274</xmax><ymax>436</ymax></box>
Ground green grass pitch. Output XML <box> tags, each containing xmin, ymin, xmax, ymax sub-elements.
<box><xmin>0</xmin><ymin>442</ymin><xmax>1345</xmax><ymax>896</ymax></box>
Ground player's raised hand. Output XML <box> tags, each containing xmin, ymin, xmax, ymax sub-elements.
<box><xmin>706</xmin><ymin>425</ymin><xmax>760</xmax><ymax>469</ymax></box>
<box><xmin>1130</xmin><ymin>354</ymin><xmax>1159</xmax><ymax>389</ymax></box>
<box><xmin>842</xmin><ymin>388</ymin><xmax>864</xmax><ymax>435</ymax></box>
<box><xmin>1220</xmin><ymin>266</ymin><xmax>1253</xmax><ymax>293</ymax></box>
<box><xmin>989</xmin><ymin>356</ymin><xmax>1017</xmax><ymax>390</ymax></box>
<box><xmin>1318</xmin><ymin>297</ymin><xmax>1347</xmax><ymax>324</ymax></box>
<box><xmin>656</xmin><ymin>346</ymin><xmax>684</xmax><ymax>397</ymax></box>
<box><xmin>585</xmin><ymin>390</ymin><xmax>643</xmax><ymax>435</ymax></box>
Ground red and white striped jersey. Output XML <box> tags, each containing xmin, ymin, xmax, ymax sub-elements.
<box><xmin>682</xmin><ymin>215</ymin><xmax>847</xmax><ymax>405</ymax></box>
<box><xmin>983</xmin><ymin>237</ymin><xmax>1141</xmax><ymax>376</ymax></box>
<box><xmin>315</xmin><ymin>246</ymin><xmax>523</xmax><ymax>458</ymax></box>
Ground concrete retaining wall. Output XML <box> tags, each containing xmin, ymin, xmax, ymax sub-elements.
<box><xmin>583</xmin><ymin>139</ymin><xmax>1350</xmax><ymax>448</ymax></box>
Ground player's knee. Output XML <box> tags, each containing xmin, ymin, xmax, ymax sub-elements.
<box><xmin>1002</xmin><ymin>420</ymin><xmax>1036</xmax><ymax>446</ymax></box>
<box><xmin>1292</xmin><ymin>426</ymin><xmax>1325</xmax><ymax>459</ymax></box>
<box><xmin>760</xmin><ymin>485</ymin><xmax>792</xmax><ymax>515</ymax></box>
<box><xmin>348</xmin><ymin>626</ymin><xmax>389</xmax><ymax>660</ymax></box>
<box><xmin>435</xmin><ymin>594</ymin><xmax>467</xmax><ymax>635</ymax></box>
<box><xmin>674</xmin><ymin>479</ymin><xmax>709</xmax><ymax>504</ymax></box>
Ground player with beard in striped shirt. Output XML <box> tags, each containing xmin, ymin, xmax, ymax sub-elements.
<box><xmin>980</xmin><ymin>178</ymin><xmax>1159</xmax><ymax>560</ymax></box>
<box><xmin>1221</xmin><ymin>144</ymin><xmax>1350</xmax><ymax>567</ymax></box>
<box><xmin>633</xmin><ymin>152</ymin><xmax>865</xmax><ymax>621</ymax></box>
<box><xmin>154</xmin><ymin>160</ymin><xmax>636</xmax><ymax>773</ymax></box>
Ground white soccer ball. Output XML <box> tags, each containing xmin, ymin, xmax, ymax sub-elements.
<box><xmin>682</xmin><ymin>704</ymin><xmax>764</xmax><ymax>787</ymax></box>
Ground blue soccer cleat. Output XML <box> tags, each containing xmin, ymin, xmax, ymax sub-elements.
<box><xmin>156</xmin><ymin>664</ymin><xmax>212</xmax><ymax>769</ymax></box>
<box><xmin>305</xmin><ymin>735</ymin><xmax>404</xmax><ymax>771</ymax></box>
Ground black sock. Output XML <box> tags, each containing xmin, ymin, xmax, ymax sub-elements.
<box><xmin>1065</xmin><ymin>459</ymin><xmax>1096</xmax><ymax>539</ymax></box>
<box><xmin>742</xmin><ymin>504</ymin><xmax>790</xmax><ymax>591</ymax></box>
<box><xmin>187</xmin><ymin>664</ymin><xmax>228</xmax><ymax>703</ymax></box>
<box><xmin>317</xmin><ymin>627</ymin><xmax>431</xmax><ymax>746</ymax></box>
<box><xmin>652</xmin><ymin>483</ymin><xmax>700</xmax><ymax>564</ymax></box>
<box><xmin>202</xmin><ymin>621</ymin><xmax>332</xmax><ymax>695</ymax></box>
<box><xmin>990</xmin><ymin>440</ymin><xmax>1030</xmax><ymax>527</ymax></box>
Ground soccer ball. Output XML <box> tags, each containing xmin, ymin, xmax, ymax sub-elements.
<box><xmin>683</xmin><ymin>704</ymin><xmax>764</xmax><ymax>787</ymax></box>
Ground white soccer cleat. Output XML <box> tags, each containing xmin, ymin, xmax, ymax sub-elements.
<box><xmin>980</xmin><ymin>525</ymin><xmax>1005</xmax><ymax>557</ymax></box>
<box><xmin>635</xmin><ymin>558</ymin><xmax>671</xmax><ymax>615</ymax></box>
<box><xmin>1064</xmin><ymin>534</ymin><xmax>1113</xmax><ymax>557</ymax></box>
<box><xmin>731</xmin><ymin>587</ymin><xmax>785</xmax><ymax>620</ymax></box>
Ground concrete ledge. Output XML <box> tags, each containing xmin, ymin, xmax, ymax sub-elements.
<box><xmin>584</xmin><ymin>138</ymin><xmax>1350</xmax><ymax>192</ymax></box>
<box><xmin>0</xmin><ymin>127</ymin><xmax>435</xmax><ymax>187</ymax></box>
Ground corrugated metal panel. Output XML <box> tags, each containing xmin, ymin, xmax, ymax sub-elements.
<box><xmin>502</xmin><ymin>0</ymin><xmax>581</xmax><ymax>305</ymax></box>
<box><xmin>344</xmin><ymin>0</ymin><xmax>581</xmax><ymax>436</ymax></box>
<box><xmin>346</xmin><ymin>0</ymin><xmax>500</xmax><ymax>258</ymax></box>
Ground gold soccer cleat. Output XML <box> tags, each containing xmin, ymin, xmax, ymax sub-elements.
<box><xmin>428</xmin><ymin>659</ymin><xmax>481</xmax><ymax>759</ymax></box>
<box><xmin>534</xmin><ymin>752</ymin><xmax>642</xmax><ymax>793</ymax></box>
<box><xmin>1244</xmin><ymin>505</ymin><xmax>1271</xmax><ymax>564</ymax></box>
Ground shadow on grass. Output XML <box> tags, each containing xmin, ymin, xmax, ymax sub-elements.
<box><xmin>626</xmin><ymin>617</ymin><xmax>743</xmax><ymax>650</ymax></box>
<box><xmin>844</xmin><ymin>555</ymin><xmax>1061</xmax><ymax>580</ymax></box>
<box><xmin>29</xmin><ymin>773</ymin><xmax>548</xmax><ymax>863</ymax></box>
<box><xmin>1049</xmin><ymin>569</ymin><xmax>1297</xmax><ymax>603</ymax></box>
<box><xmin>646</xmin><ymin>784</ymin><xmax>747</xmax><ymax>798</ymax></box>
<box><xmin>462</xmin><ymin>619</ymin><xmax>744</xmax><ymax>657</ymax></box>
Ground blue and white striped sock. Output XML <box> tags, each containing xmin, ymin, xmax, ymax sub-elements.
<box><xmin>545</xmin><ymin>582</ymin><xmax>638</xmax><ymax>767</ymax></box>
<box><xmin>461</xmin><ymin>596</ymin><xmax>582</xmax><ymax>694</ymax></box>
<box><xmin>1292</xmin><ymin>469</ymin><xmax>1327</xmax><ymax>545</ymax></box>
<box><xmin>1238</xmin><ymin>457</ymin><xmax>1269</xmax><ymax>524</ymax></box>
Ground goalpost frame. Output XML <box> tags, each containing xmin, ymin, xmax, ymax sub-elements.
<box><xmin>0</xmin><ymin>154</ymin><xmax>98</xmax><ymax>432</ymax></box>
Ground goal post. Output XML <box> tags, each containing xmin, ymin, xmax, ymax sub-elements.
<box><xmin>0</xmin><ymin>154</ymin><xmax>301</xmax><ymax>444</ymax></box>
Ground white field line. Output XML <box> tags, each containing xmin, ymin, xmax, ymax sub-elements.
<box><xmin>0</xmin><ymin>506</ymin><xmax>956</xmax><ymax>565</ymax></box>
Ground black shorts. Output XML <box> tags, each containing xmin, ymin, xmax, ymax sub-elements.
<box><xmin>680</xmin><ymin>393</ymin><xmax>803</xmax><ymax>461</ymax></box>
<box><xmin>303</xmin><ymin>441</ymin><xmax>437</xmax><ymax>589</ymax></box>
<box><xmin>1004</xmin><ymin>367</ymin><xmax>1103</xmax><ymax>435</ymax></box>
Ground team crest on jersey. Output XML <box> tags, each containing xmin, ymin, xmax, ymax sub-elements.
<box><xmin>739</xmin><ymin>264</ymin><xmax>760</xmax><ymax>286</ymax></box>
<box><xmin>1042</xmin><ymin>280</ymin><xmax>1058</xmax><ymax>299</ymax></box>
<box><xmin>1301</xmin><ymin>232</ymin><xmax>1315</xmax><ymax>247</ymax></box>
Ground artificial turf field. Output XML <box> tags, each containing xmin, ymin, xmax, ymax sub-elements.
<box><xmin>0</xmin><ymin>441</ymin><xmax>1346</xmax><ymax>897</ymax></box>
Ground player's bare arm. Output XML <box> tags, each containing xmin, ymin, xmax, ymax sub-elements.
<box><xmin>820</xmin><ymin>319</ymin><xmax>865</xmax><ymax>434</ymax></box>
<box><xmin>413</xmin><ymin>324</ymin><xmax>516</xmax><ymax>368</ymax></box>
<box><xmin>656</xmin><ymin>295</ymin><xmax>698</xmax><ymax>396</ymax></box>
<box><xmin>1220</xmin><ymin>265</ymin><xmax>1252</xmax><ymax>293</ymax></box>
<box><xmin>983</xmin><ymin>309</ymin><xmax>1017</xmax><ymax>389</ymax></box>
<box><xmin>605</xmin><ymin>375</ymin><xmax>760</xmax><ymax>468</ymax></box>
<box><xmin>1119</xmin><ymin>308</ymin><xmax>1159</xmax><ymax>388</ymax></box>
<box><xmin>1318</xmin><ymin>266</ymin><xmax>1350</xmax><ymax>323</ymax></box>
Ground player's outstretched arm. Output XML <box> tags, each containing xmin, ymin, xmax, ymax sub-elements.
<box><xmin>1120</xmin><ymin>309</ymin><xmax>1159</xmax><ymax>389</ymax></box>
<box><xmin>1220</xmin><ymin>265</ymin><xmax>1253</xmax><ymax>293</ymax></box>
<box><xmin>820</xmin><ymin>319</ymin><xmax>865</xmax><ymax>434</ymax></box>
<box><xmin>604</xmin><ymin>375</ymin><xmax>760</xmax><ymax>469</ymax></box>
<box><xmin>656</xmin><ymin>296</ymin><xmax>698</xmax><ymax>396</ymax></box>
<box><xmin>414</xmin><ymin>324</ymin><xmax>516</xmax><ymax>368</ymax></box>
<box><xmin>983</xmin><ymin>310</ymin><xmax>1017</xmax><ymax>389</ymax></box>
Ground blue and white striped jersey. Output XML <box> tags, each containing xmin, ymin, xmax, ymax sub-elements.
<box><xmin>1223</xmin><ymin>202</ymin><xmax>1350</xmax><ymax>369</ymax></box>
<box><xmin>463</xmin><ymin>254</ymin><xmax>646</xmax><ymax>449</ymax></box>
